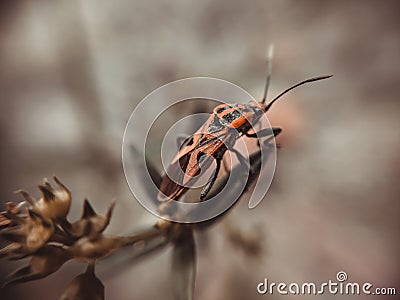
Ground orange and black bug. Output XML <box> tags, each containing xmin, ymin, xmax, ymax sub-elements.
<box><xmin>158</xmin><ymin>58</ymin><xmax>332</xmax><ymax>202</ymax></box>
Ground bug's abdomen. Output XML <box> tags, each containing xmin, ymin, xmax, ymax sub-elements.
<box><xmin>157</xmin><ymin>134</ymin><xmax>229</xmax><ymax>202</ymax></box>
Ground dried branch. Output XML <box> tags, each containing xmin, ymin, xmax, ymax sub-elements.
<box><xmin>0</xmin><ymin>141</ymin><xmax>272</xmax><ymax>299</ymax></box>
<box><xmin>171</xmin><ymin>228</ymin><xmax>196</xmax><ymax>300</ymax></box>
<box><xmin>59</xmin><ymin>263</ymin><xmax>104</xmax><ymax>300</ymax></box>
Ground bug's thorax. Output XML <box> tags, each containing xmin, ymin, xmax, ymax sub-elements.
<box><xmin>212</xmin><ymin>101</ymin><xmax>266</xmax><ymax>133</ymax></box>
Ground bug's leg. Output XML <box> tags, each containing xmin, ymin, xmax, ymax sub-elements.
<box><xmin>245</xmin><ymin>127</ymin><xmax>281</xmax><ymax>138</ymax></box>
<box><xmin>230</xmin><ymin>147</ymin><xmax>250</xmax><ymax>170</ymax></box>
<box><xmin>263</xmin><ymin>137</ymin><xmax>281</xmax><ymax>148</ymax></box>
<box><xmin>272</xmin><ymin>127</ymin><xmax>282</xmax><ymax>137</ymax></box>
<box><xmin>222</xmin><ymin>154</ymin><xmax>230</xmax><ymax>173</ymax></box>
<box><xmin>262</xmin><ymin>130</ymin><xmax>282</xmax><ymax>148</ymax></box>
<box><xmin>200</xmin><ymin>158</ymin><xmax>221</xmax><ymax>200</ymax></box>
<box><xmin>247</xmin><ymin>127</ymin><xmax>281</xmax><ymax>147</ymax></box>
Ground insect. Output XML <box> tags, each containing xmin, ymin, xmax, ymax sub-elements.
<box><xmin>158</xmin><ymin>58</ymin><xmax>332</xmax><ymax>203</ymax></box>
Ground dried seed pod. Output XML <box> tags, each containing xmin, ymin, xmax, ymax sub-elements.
<box><xmin>0</xmin><ymin>201</ymin><xmax>26</xmax><ymax>229</ymax></box>
<box><xmin>35</xmin><ymin>177</ymin><xmax>71</xmax><ymax>219</ymax></box>
<box><xmin>0</xmin><ymin>243</ymin><xmax>21</xmax><ymax>259</ymax></box>
<box><xmin>81</xmin><ymin>199</ymin><xmax>115</xmax><ymax>234</ymax></box>
<box><xmin>0</xmin><ymin>213</ymin><xmax>10</xmax><ymax>229</ymax></box>
<box><xmin>60</xmin><ymin>199</ymin><xmax>115</xmax><ymax>239</ymax></box>
<box><xmin>59</xmin><ymin>263</ymin><xmax>104</xmax><ymax>300</ymax></box>
<box><xmin>14</xmin><ymin>190</ymin><xmax>35</xmax><ymax>206</ymax></box>
<box><xmin>2</xmin><ymin>245</ymin><xmax>72</xmax><ymax>287</ymax></box>
<box><xmin>25</xmin><ymin>210</ymin><xmax>54</xmax><ymax>252</ymax></box>
<box><xmin>0</xmin><ymin>209</ymin><xmax>54</xmax><ymax>258</ymax></box>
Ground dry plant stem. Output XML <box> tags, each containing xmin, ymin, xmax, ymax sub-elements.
<box><xmin>59</xmin><ymin>262</ymin><xmax>104</xmax><ymax>300</ymax></box>
<box><xmin>100</xmin><ymin>235</ymin><xmax>169</xmax><ymax>278</ymax></box>
<box><xmin>0</xmin><ymin>140</ymin><xmax>272</xmax><ymax>299</ymax></box>
<box><xmin>117</xmin><ymin>225</ymin><xmax>164</xmax><ymax>247</ymax></box>
<box><xmin>154</xmin><ymin>145</ymin><xmax>270</xmax><ymax>300</ymax></box>
<box><xmin>69</xmin><ymin>225</ymin><xmax>165</xmax><ymax>261</ymax></box>
<box><xmin>171</xmin><ymin>228</ymin><xmax>196</xmax><ymax>300</ymax></box>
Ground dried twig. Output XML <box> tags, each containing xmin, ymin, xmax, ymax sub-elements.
<box><xmin>0</xmin><ymin>142</ymin><xmax>272</xmax><ymax>299</ymax></box>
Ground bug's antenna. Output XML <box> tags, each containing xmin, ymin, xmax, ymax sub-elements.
<box><xmin>264</xmin><ymin>74</ymin><xmax>333</xmax><ymax>111</ymax></box>
<box><xmin>261</xmin><ymin>44</ymin><xmax>274</xmax><ymax>104</ymax></box>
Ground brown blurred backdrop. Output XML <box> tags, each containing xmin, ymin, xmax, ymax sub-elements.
<box><xmin>0</xmin><ymin>0</ymin><xmax>399</xmax><ymax>299</ymax></box>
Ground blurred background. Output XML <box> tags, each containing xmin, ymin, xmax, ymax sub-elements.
<box><xmin>0</xmin><ymin>0</ymin><xmax>399</xmax><ymax>299</ymax></box>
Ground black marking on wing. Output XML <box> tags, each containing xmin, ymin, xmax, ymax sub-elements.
<box><xmin>181</xmin><ymin>135</ymin><xmax>194</xmax><ymax>149</ymax></box>
<box><xmin>196</xmin><ymin>151</ymin><xmax>207</xmax><ymax>165</ymax></box>
<box><xmin>222</xmin><ymin>109</ymin><xmax>241</xmax><ymax>123</ymax></box>
<box><xmin>207</xmin><ymin>115</ymin><xmax>225</xmax><ymax>134</ymax></box>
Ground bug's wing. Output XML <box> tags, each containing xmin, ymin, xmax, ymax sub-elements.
<box><xmin>158</xmin><ymin>152</ymin><xmax>192</xmax><ymax>201</ymax></box>
<box><xmin>157</xmin><ymin>110</ymin><xmax>230</xmax><ymax>202</ymax></box>
<box><xmin>157</xmin><ymin>137</ymin><xmax>227</xmax><ymax>202</ymax></box>
<box><xmin>157</xmin><ymin>128</ymin><xmax>206</xmax><ymax>202</ymax></box>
